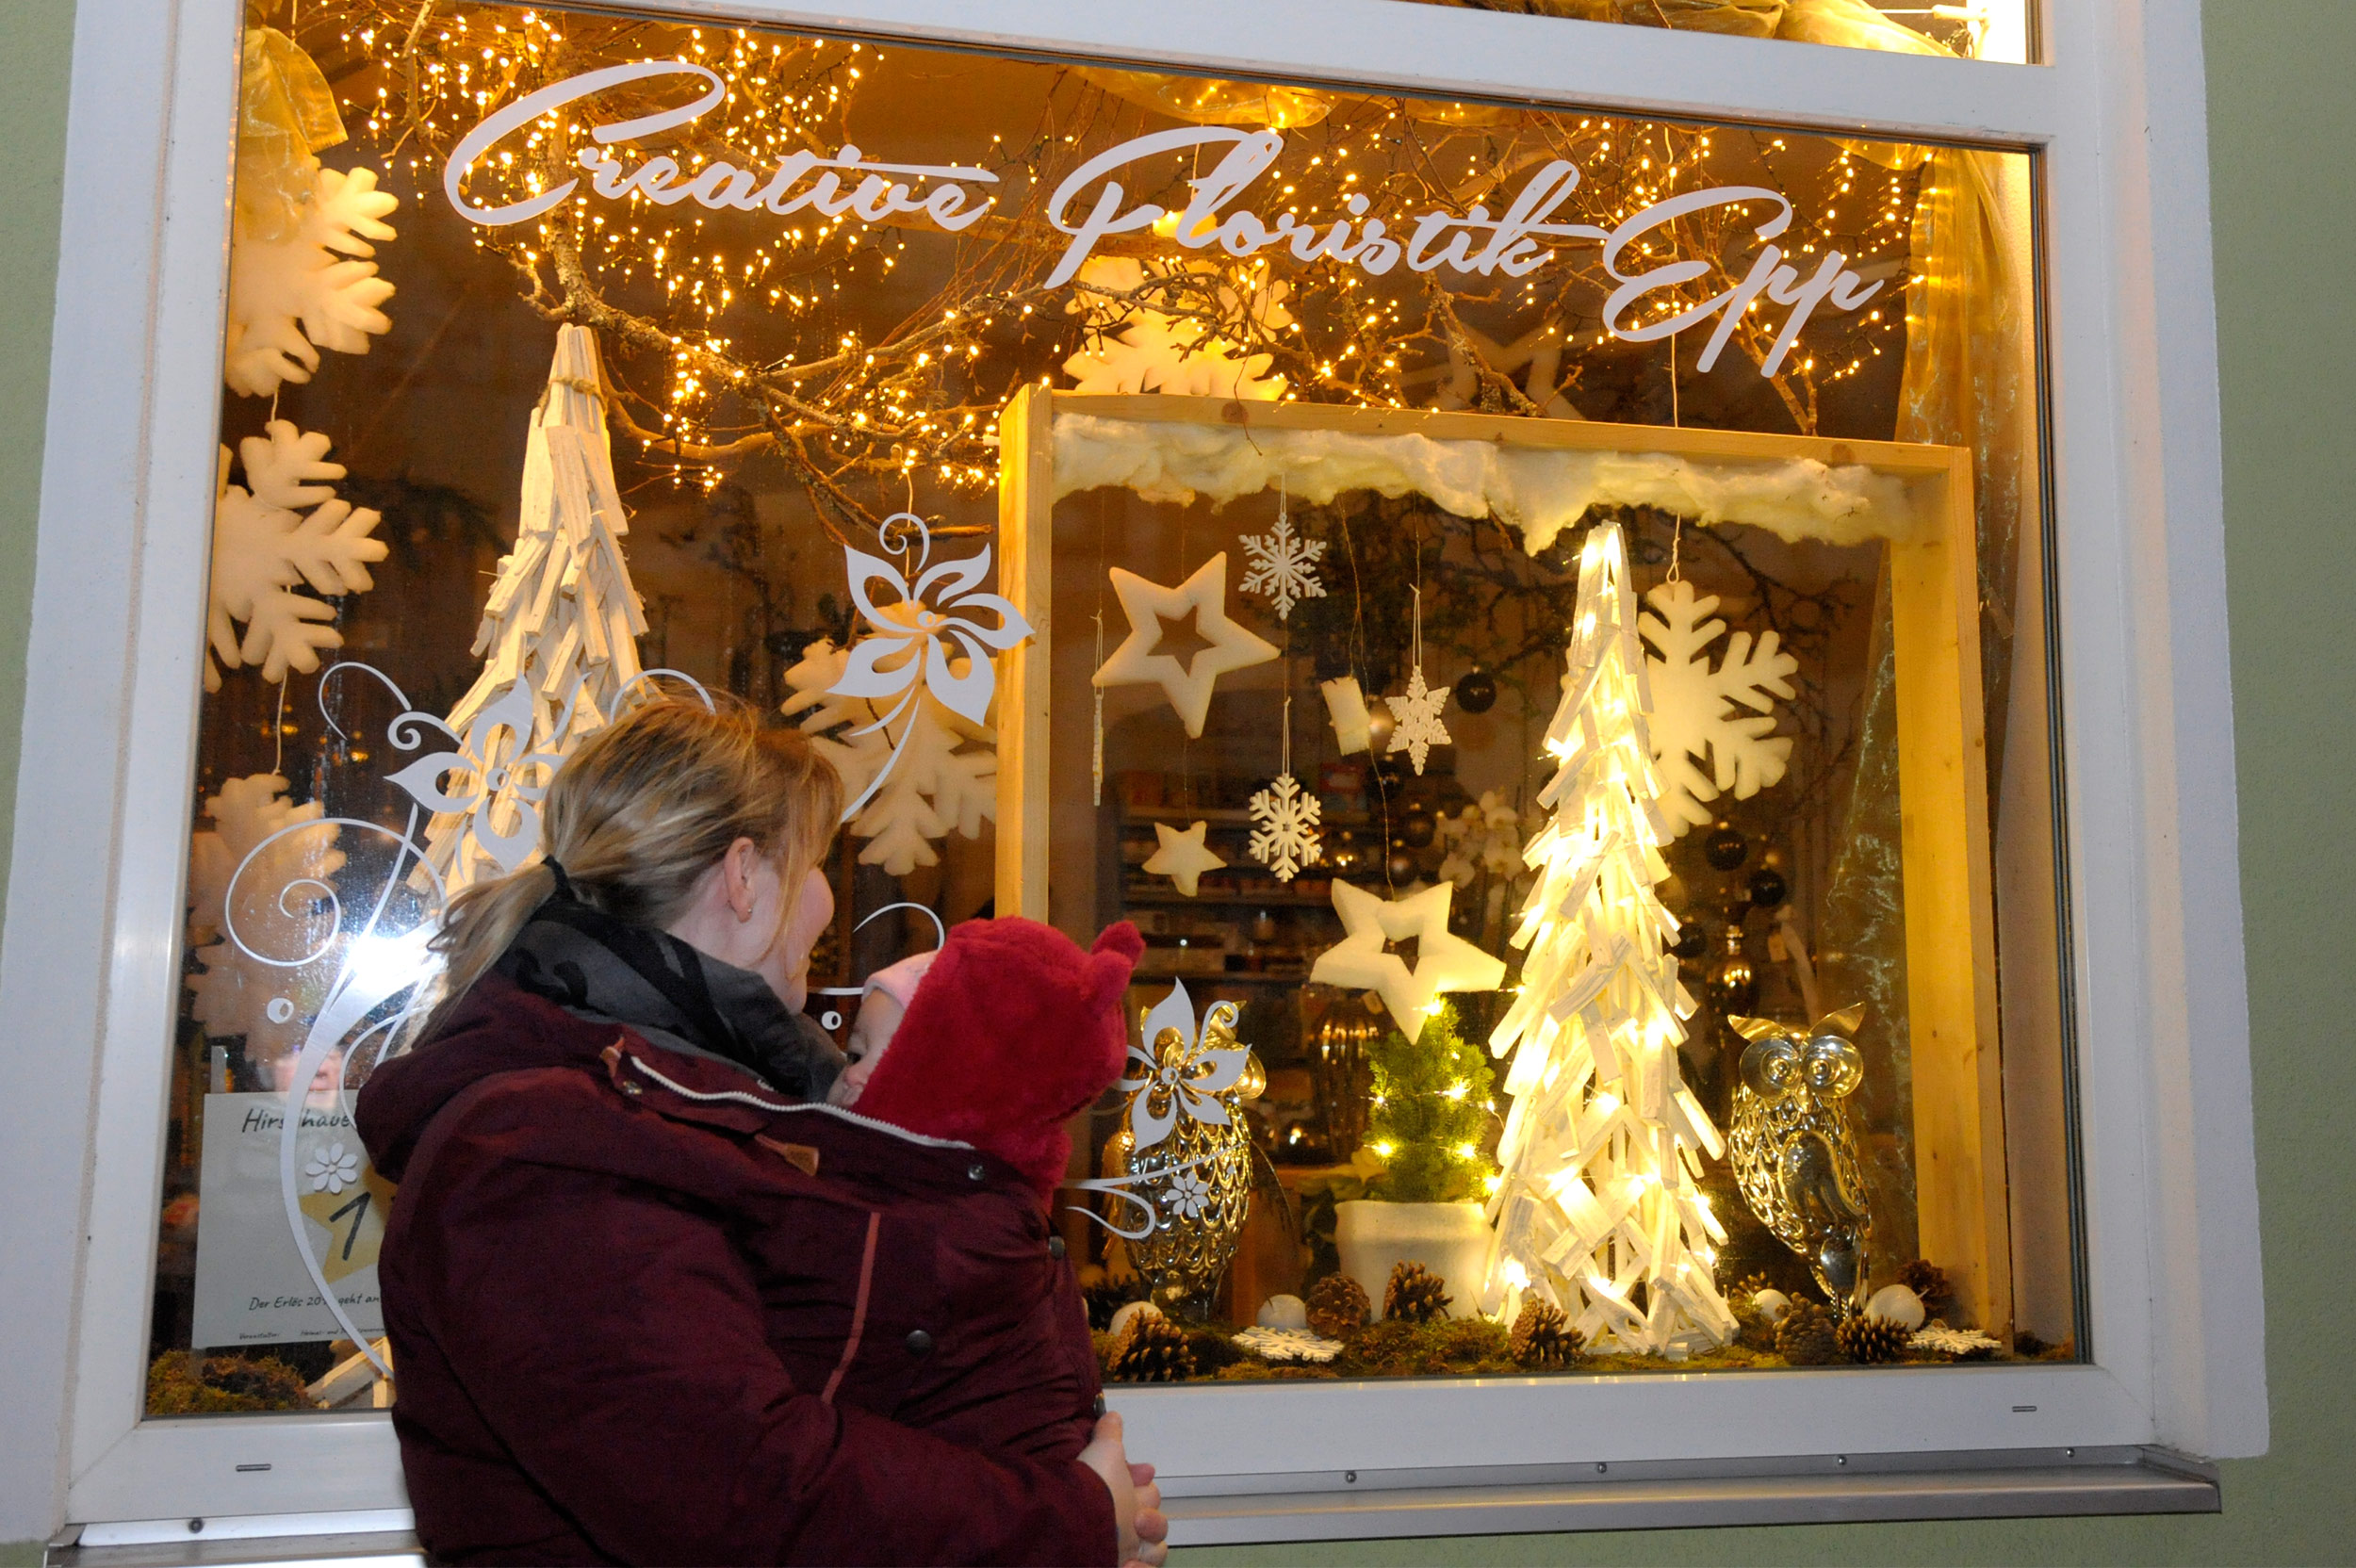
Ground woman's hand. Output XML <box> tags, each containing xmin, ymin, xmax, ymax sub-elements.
<box><xmin>1076</xmin><ymin>1412</ymin><xmax>1168</xmax><ymax>1567</ymax></box>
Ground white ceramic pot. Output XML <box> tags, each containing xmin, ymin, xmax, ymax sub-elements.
<box><xmin>1334</xmin><ymin>1199</ymin><xmax>1491</xmax><ymax>1319</ymax></box>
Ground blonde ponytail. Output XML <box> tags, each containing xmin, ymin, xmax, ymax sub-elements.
<box><xmin>417</xmin><ymin>697</ymin><xmax>843</xmax><ymax>1040</ymax></box>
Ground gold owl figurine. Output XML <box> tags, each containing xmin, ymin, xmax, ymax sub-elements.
<box><xmin>1103</xmin><ymin>983</ymin><xmax>1265</xmax><ymax>1313</ymax></box>
<box><xmin>1726</xmin><ymin>1005</ymin><xmax>1873</xmax><ymax>1315</ymax></box>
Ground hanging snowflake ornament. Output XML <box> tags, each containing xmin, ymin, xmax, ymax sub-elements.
<box><xmin>1249</xmin><ymin>775</ymin><xmax>1323</xmax><ymax>883</ymax></box>
<box><xmin>825</xmin><ymin>512</ymin><xmax>1033</xmax><ymax>826</ymax></box>
<box><xmin>224</xmin><ymin>164</ymin><xmax>399</xmax><ymax>398</ymax></box>
<box><xmin>1238</xmin><ymin>482</ymin><xmax>1325</xmax><ymax>622</ymax></box>
<box><xmin>206</xmin><ymin>421</ymin><xmax>387</xmax><ymax>691</ymax></box>
<box><xmin>1638</xmin><ymin>578</ymin><xmax>1800</xmax><ymax>836</ymax></box>
<box><xmin>1247</xmin><ymin>697</ymin><xmax>1322</xmax><ymax>882</ymax></box>
<box><xmin>1385</xmin><ymin>667</ymin><xmax>1452</xmax><ymax>776</ymax></box>
<box><xmin>1383</xmin><ymin>584</ymin><xmax>1452</xmax><ymax>776</ymax></box>
<box><xmin>786</xmin><ymin>635</ymin><xmax>1000</xmax><ymax>878</ymax></box>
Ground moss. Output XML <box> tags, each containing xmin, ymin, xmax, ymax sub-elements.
<box><xmin>146</xmin><ymin>1351</ymin><xmax>315</xmax><ymax>1413</ymax></box>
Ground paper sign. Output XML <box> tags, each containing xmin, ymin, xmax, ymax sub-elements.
<box><xmin>190</xmin><ymin>1092</ymin><xmax>390</xmax><ymax>1348</ymax></box>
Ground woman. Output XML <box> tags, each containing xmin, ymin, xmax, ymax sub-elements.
<box><xmin>355</xmin><ymin>699</ymin><xmax>1167</xmax><ymax>1566</ymax></box>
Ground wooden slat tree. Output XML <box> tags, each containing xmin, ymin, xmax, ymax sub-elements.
<box><xmin>1482</xmin><ymin>520</ymin><xmax>1738</xmax><ymax>1356</ymax></box>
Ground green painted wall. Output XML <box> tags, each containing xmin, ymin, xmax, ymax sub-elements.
<box><xmin>0</xmin><ymin>1</ymin><xmax>2348</xmax><ymax>1561</ymax></box>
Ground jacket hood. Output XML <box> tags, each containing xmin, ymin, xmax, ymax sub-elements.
<box><xmin>356</xmin><ymin>975</ymin><xmax>614</xmax><ymax>1182</ymax></box>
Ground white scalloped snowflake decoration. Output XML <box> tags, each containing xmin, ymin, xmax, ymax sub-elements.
<box><xmin>206</xmin><ymin>421</ymin><xmax>386</xmax><ymax>691</ymax></box>
<box><xmin>783</xmin><ymin>635</ymin><xmax>998</xmax><ymax>877</ymax></box>
<box><xmin>186</xmin><ymin>773</ymin><xmax>347</xmax><ymax>1041</ymax></box>
<box><xmin>224</xmin><ymin>165</ymin><xmax>398</xmax><ymax>399</ymax></box>
<box><xmin>1063</xmin><ymin>255</ymin><xmax>1291</xmax><ymax>400</ymax></box>
<box><xmin>1248</xmin><ymin>774</ymin><xmax>1322</xmax><ymax>882</ymax></box>
<box><xmin>1238</xmin><ymin>508</ymin><xmax>1325</xmax><ymax>623</ymax></box>
<box><xmin>1638</xmin><ymin>579</ymin><xmax>1800</xmax><ymax>837</ymax></box>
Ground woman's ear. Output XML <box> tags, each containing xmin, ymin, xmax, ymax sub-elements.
<box><xmin>723</xmin><ymin>837</ymin><xmax>763</xmax><ymax>923</ymax></box>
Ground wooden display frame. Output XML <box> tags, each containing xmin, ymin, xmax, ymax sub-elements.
<box><xmin>994</xmin><ymin>386</ymin><xmax>2008</xmax><ymax>1334</ymax></box>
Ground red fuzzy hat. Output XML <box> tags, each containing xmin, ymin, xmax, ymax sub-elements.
<box><xmin>851</xmin><ymin>917</ymin><xmax>1142</xmax><ymax>1205</ymax></box>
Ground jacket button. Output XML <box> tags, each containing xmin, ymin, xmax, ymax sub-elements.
<box><xmin>1093</xmin><ymin>1394</ymin><xmax>1106</xmax><ymax>1418</ymax></box>
<box><xmin>905</xmin><ymin>1329</ymin><xmax>934</xmax><ymax>1355</ymax></box>
<box><xmin>967</xmin><ymin>1162</ymin><xmax>987</xmax><ymax>1182</ymax></box>
<box><xmin>617</xmin><ymin>1081</ymin><xmax>643</xmax><ymax>1097</ymax></box>
<box><xmin>1048</xmin><ymin>1235</ymin><xmax>1066</xmax><ymax>1260</ymax></box>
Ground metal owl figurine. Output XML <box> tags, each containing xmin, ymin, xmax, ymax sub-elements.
<box><xmin>1100</xmin><ymin>983</ymin><xmax>1266</xmax><ymax>1312</ymax></box>
<box><xmin>1726</xmin><ymin>1004</ymin><xmax>1873</xmax><ymax>1315</ymax></box>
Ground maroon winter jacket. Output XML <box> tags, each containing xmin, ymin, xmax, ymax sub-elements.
<box><xmin>356</xmin><ymin>972</ymin><xmax>1117</xmax><ymax>1566</ymax></box>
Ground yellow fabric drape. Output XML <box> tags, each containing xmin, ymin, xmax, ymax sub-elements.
<box><xmin>237</xmin><ymin>24</ymin><xmax>347</xmax><ymax>242</ymax></box>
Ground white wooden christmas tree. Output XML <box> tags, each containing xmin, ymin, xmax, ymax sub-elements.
<box><xmin>419</xmin><ymin>326</ymin><xmax>647</xmax><ymax>893</ymax></box>
<box><xmin>1481</xmin><ymin>522</ymin><xmax>1737</xmax><ymax>1356</ymax></box>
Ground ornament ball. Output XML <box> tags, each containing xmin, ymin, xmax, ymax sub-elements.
<box><xmin>1671</xmin><ymin>923</ymin><xmax>1709</xmax><ymax>961</ymax></box>
<box><xmin>1386</xmin><ymin>848</ymin><xmax>1417</xmax><ymax>881</ymax></box>
<box><xmin>1748</xmin><ymin>867</ymin><xmax>1790</xmax><ymax>908</ymax></box>
<box><xmin>1400</xmin><ymin>808</ymin><xmax>1437</xmax><ymax>849</ymax></box>
<box><xmin>1452</xmin><ymin>668</ymin><xmax>1498</xmax><ymax>713</ymax></box>
<box><xmin>1704</xmin><ymin>822</ymin><xmax>1749</xmax><ymax>872</ymax></box>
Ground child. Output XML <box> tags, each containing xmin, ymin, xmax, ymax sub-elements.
<box><xmin>768</xmin><ymin>915</ymin><xmax>1142</xmax><ymax>1462</ymax></box>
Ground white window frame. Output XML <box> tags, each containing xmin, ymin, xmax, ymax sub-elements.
<box><xmin>7</xmin><ymin>0</ymin><xmax>2260</xmax><ymax>1542</ymax></box>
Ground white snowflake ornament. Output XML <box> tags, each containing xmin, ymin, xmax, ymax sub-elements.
<box><xmin>1238</xmin><ymin>490</ymin><xmax>1325</xmax><ymax>623</ymax></box>
<box><xmin>1638</xmin><ymin>579</ymin><xmax>1799</xmax><ymax>836</ymax></box>
<box><xmin>206</xmin><ymin>421</ymin><xmax>387</xmax><ymax>690</ymax></box>
<box><xmin>1384</xmin><ymin>666</ymin><xmax>1452</xmax><ymax>776</ymax></box>
<box><xmin>1248</xmin><ymin>775</ymin><xmax>1322</xmax><ymax>883</ymax></box>
<box><xmin>224</xmin><ymin>165</ymin><xmax>398</xmax><ymax>398</ymax></box>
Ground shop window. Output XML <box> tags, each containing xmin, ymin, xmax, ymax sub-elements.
<box><xmin>150</xmin><ymin>1</ymin><xmax>2064</xmax><ymax>1418</ymax></box>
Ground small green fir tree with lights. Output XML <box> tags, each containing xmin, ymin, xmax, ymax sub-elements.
<box><xmin>1362</xmin><ymin>1002</ymin><xmax>1498</xmax><ymax>1202</ymax></box>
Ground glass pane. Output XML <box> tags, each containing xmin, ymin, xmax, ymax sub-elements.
<box><xmin>149</xmin><ymin>2</ymin><xmax>2066</xmax><ymax>1417</ymax></box>
<box><xmin>1383</xmin><ymin>0</ymin><xmax>2036</xmax><ymax>65</ymax></box>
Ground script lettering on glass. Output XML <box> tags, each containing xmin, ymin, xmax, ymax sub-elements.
<box><xmin>448</xmin><ymin>62</ymin><xmax>1879</xmax><ymax>379</ymax></box>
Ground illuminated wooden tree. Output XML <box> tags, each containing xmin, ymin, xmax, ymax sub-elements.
<box><xmin>1481</xmin><ymin>522</ymin><xmax>1737</xmax><ymax>1356</ymax></box>
<box><xmin>413</xmin><ymin>326</ymin><xmax>648</xmax><ymax>894</ymax></box>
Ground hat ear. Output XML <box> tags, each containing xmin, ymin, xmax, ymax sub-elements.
<box><xmin>1086</xmin><ymin>948</ymin><xmax>1136</xmax><ymax>1008</ymax></box>
<box><xmin>1091</xmin><ymin>921</ymin><xmax>1144</xmax><ymax>964</ymax></box>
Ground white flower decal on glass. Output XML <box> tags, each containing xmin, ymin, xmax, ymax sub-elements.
<box><xmin>1168</xmin><ymin>1168</ymin><xmax>1213</xmax><ymax>1221</ymax></box>
<box><xmin>826</xmin><ymin>513</ymin><xmax>1033</xmax><ymax>819</ymax></box>
<box><xmin>304</xmin><ymin>1140</ymin><xmax>361</xmax><ymax>1195</ymax></box>
<box><xmin>1121</xmin><ymin>981</ymin><xmax>1252</xmax><ymax>1152</ymax></box>
<box><xmin>383</xmin><ymin>678</ymin><xmax>561</xmax><ymax>874</ymax></box>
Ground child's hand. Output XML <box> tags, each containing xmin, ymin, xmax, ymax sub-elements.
<box><xmin>1077</xmin><ymin>1411</ymin><xmax>1168</xmax><ymax>1566</ymax></box>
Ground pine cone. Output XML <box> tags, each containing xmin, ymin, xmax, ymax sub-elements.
<box><xmin>1108</xmin><ymin>1316</ymin><xmax>1198</xmax><ymax>1383</ymax></box>
<box><xmin>1775</xmin><ymin>1298</ymin><xmax>1841</xmax><ymax>1366</ymax></box>
<box><xmin>1728</xmin><ymin>1272</ymin><xmax>1773</xmax><ymax>1312</ymax></box>
<box><xmin>1383</xmin><ymin>1261</ymin><xmax>1452</xmax><ymax>1324</ymax></box>
<box><xmin>1837</xmin><ymin>1314</ymin><xmax>1910</xmax><ymax>1366</ymax></box>
<box><xmin>1305</xmin><ymin>1274</ymin><xmax>1371</xmax><ymax>1339</ymax></box>
<box><xmin>1509</xmin><ymin>1298</ymin><xmax>1583</xmax><ymax>1369</ymax></box>
<box><xmin>1896</xmin><ymin>1259</ymin><xmax>1952</xmax><ymax>1314</ymax></box>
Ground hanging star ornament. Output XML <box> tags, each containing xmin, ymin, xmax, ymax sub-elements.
<box><xmin>1311</xmin><ymin>880</ymin><xmax>1506</xmax><ymax>1028</ymax></box>
<box><xmin>1092</xmin><ymin>552</ymin><xmax>1280</xmax><ymax>738</ymax></box>
<box><xmin>1145</xmin><ymin>820</ymin><xmax>1228</xmax><ymax>897</ymax></box>
<box><xmin>1385</xmin><ymin>665</ymin><xmax>1452</xmax><ymax>775</ymax></box>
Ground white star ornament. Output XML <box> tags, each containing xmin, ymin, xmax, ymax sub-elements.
<box><xmin>1091</xmin><ymin>553</ymin><xmax>1279</xmax><ymax>738</ymax></box>
<box><xmin>1144</xmin><ymin>820</ymin><xmax>1228</xmax><ymax>897</ymax></box>
<box><xmin>1310</xmin><ymin>880</ymin><xmax>1506</xmax><ymax>1027</ymax></box>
